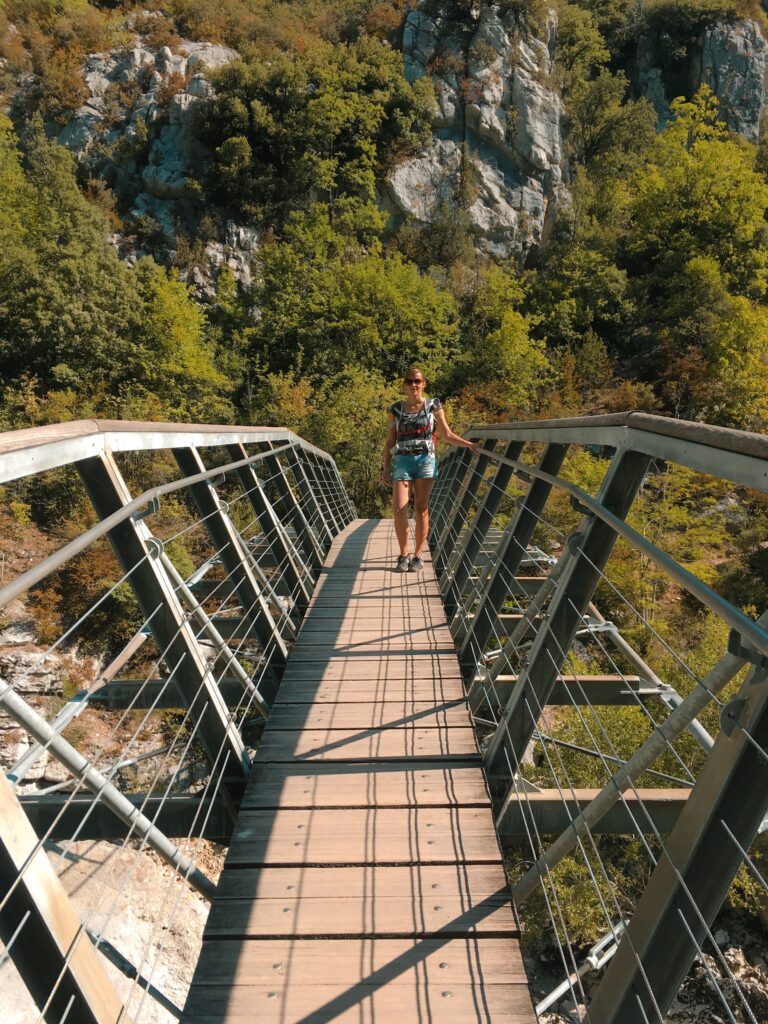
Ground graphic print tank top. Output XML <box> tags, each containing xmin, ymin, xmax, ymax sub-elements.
<box><xmin>389</xmin><ymin>398</ymin><xmax>442</xmax><ymax>455</ymax></box>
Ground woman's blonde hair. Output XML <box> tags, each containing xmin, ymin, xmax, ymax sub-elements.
<box><xmin>404</xmin><ymin>366</ymin><xmax>427</xmax><ymax>386</ymax></box>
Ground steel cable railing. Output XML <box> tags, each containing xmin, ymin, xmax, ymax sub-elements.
<box><xmin>428</xmin><ymin>411</ymin><xmax>768</xmax><ymax>1024</ymax></box>
<box><xmin>0</xmin><ymin>420</ymin><xmax>354</xmax><ymax>1024</ymax></box>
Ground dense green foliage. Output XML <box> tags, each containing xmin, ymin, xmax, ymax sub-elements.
<box><xmin>2</xmin><ymin>0</ymin><xmax>768</xmax><ymax>980</ymax></box>
<box><xmin>2</xmin><ymin>0</ymin><xmax>768</xmax><ymax>452</ymax></box>
<box><xmin>198</xmin><ymin>37</ymin><xmax>433</xmax><ymax>231</ymax></box>
<box><xmin>0</xmin><ymin>112</ymin><xmax>231</xmax><ymax>422</ymax></box>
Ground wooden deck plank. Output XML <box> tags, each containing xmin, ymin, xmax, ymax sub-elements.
<box><xmin>227</xmin><ymin>807</ymin><xmax>501</xmax><ymax>866</ymax></box>
<box><xmin>255</xmin><ymin>727</ymin><xmax>480</xmax><ymax>762</ymax></box>
<box><xmin>184</xmin><ymin>984</ymin><xmax>535</xmax><ymax>1023</ymax></box>
<box><xmin>266</xmin><ymin>701</ymin><xmax>470</xmax><ymax>730</ymax></box>
<box><xmin>300</xmin><ymin>606</ymin><xmax>447</xmax><ymax>618</ymax></box>
<box><xmin>294</xmin><ymin>636</ymin><xmax>456</xmax><ymax>650</ymax></box>
<box><xmin>238</xmin><ymin>764</ymin><xmax>492</xmax><ymax>809</ymax></box>
<box><xmin>185</xmin><ymin>938</ymin><xmax>529</xmax><ymax>985</ymax></box>
<box><xmin>285</xmin><ymin>646</ymin><xmax>458</xmax><ymax>659</ymax></box>
<box><xmin>279</xmin><ymin>655</ymin><xmax>463</xmax><ymax>676</ymax></box>
<box><xmin>212</xmin><ymin>863</ymin><xmax>508</xmax><ymax>901</ymax></box>
<box><xmin>207</xmin><ymin>865</ymin><xmax>516</xmax><ymax>937</ymax></box>
<box><xmin>274</xmin><ymin>681</ymin><xmax>467</xmax><ymax>703</ymax></box>
<box><xmin>297</xmin><ymin>627</ymin><xmax>455</xmax><ymax>643</ymax></box>
<box><xmin>182</xmin><ymin>519</ymin><xmax>535</xmax><ymax>1024</ymax></box>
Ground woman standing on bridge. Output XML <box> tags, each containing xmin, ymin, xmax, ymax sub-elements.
<box><xmin>381</xmin><ymin>367</ymin><xmax>481</xmax><ymax>573</ymax></box>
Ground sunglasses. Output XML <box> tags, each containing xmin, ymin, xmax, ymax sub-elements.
<box><xmin>404</xmin><ymin>378</ymin><xmax>424</xmax><ymax>385</ymax></box>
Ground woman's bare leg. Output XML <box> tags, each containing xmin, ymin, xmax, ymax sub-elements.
<box><xmin>412</xmin><ymin>478</ymin><xmax>435</xmax><ymax>557</ymax></box>
<box><xmin>392</xmin><ymin>481</ymin><xmax>411</xmax><ymax>556</ymax></box>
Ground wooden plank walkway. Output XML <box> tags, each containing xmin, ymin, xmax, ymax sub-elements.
<box><xmin>183</xmin><ymin>519</ymin><xmax>535</xmax><ymax>1023</ymax></box>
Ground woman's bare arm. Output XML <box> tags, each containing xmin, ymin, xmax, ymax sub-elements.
<box><xmin>434</xmin><ymin>408</ymin><xmax>481</xmax><ymax>455</ymax></box>
<box><xmin>381</xmin><ymin>415</ymin><xmax>397</xmax><ymax>484</ymax></box>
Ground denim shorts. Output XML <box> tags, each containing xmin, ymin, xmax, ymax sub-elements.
<box><xmin>392</xmin><ymin>453</ymin><xmax>438</xmax><ymax>481</ymax></box>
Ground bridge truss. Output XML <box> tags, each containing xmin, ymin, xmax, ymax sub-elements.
<box><xmin>0</xmin><ymin>413</ymin><xmax>766</xmax><ymax>1023</ymax></box>
<box><xmin>431</xmin><ymin>412</ymin><xmax>768</xmax><ymax>1024</ymax></box>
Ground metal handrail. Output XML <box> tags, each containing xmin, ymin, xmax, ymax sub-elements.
<box><xmin>0</xmin><ymin>419</ymin><xmax>342</xmax><ymax>485</ymax></box>
<box><xmin>430</xmin><ymin>410</ymin><xmax>768</xmax><ymax>1024</ymax></box>
<box><xmin>0</xmin><ymin>419</ymin><xmax>355</xmax><ymax>1024</ymax></box>
<box><xmin>480</xmin><ymin>447</ymin><xmax>768</xmax><ymax>660</ymax></box>
<box><xmin>0</xmin><ymin>440</ymin><xmax>299</xmax><ymax>610</ymax></box>
<box><xmin>470</xmin><ymin>412</ymin><xmax>768</xmax><ymax>489</ymax></box>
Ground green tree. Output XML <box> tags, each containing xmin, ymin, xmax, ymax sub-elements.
<box><xmin>0</xmin><ymin>115</ymin><xmax>233</xmax><ymax>424</ymax></box>
<box><xmin>251</xmin><ymin>212</ymin><xmax>459</xmax><ymax>382</ymax></box>
<box><xmin>567</xmin><ymin>70</ymin><xmax>656</xmax><ymax>172</ymax></box>
<box><xmin>453</xmin><ymin>265</ymin><xmax>551</xmax><ymax>411</ymax></box>
<box><xmin>657</xmin><ymin>257</ymin><xmax>768</xmax><ymax>428</ymax></box>
<box><xmin>555</xmin><ymin>3</ymin><xmax>610</xmax><ymax>93</ymax></box>
<box><xmin>135</xmin><ymin>259</ymin><xmax>232</xmax><ymax>420</ymax></box>
<box><xmin>530</xmin><ymin>243</ymin><xmax>635</xmax><ymax>348</ymax></box>
<box><xmin>0</xmin><ymin>115</ymin><xmax>146</xmax><ymax>395</ymax></box>
<box><xmin>198</xmin><ymin>36</ymin><xmax>434</xmax><ymax>233</ymax></box>
<box><xmin>250</xmin><ymin>366</ymin><xmax>399</xmax><ymax>515</ymax></box>
<box><xmin>624</xmin><ymin>89</ymin><xmax>768</xmax><ymax>299</ymax></box>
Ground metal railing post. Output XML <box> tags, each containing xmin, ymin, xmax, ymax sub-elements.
<box><xmin>285</xmin><ymin>447</ymin><xmax>335</xmax><ymax>551</ymax></box>
<box><xmin>588</xmin><ymin>665</ymin><xmax>768</xmax><ymax>1024</ymax></box>
<box><xmin>77</xmin><ymin>452</ymin><xmax>250</xmax><ymax>782</ymax></box>
<box><xmin>432</xmin><ymin>441</ymin><xmax>494</xmax><ymax>578</ymax></box>
<box><xmin>259</xmin><ymin>444</ymin><xmax>325</xmax><ymax>572</ymax></box>
<box><xmin>319</xmin><ymin>454</ymin><xmax>354</xmax><ymax>525</ymax></box>
<box><xmin>0</xmin><ymin>774</ymin><xmax>124</xmax><ymax>1024</ymax></box>
<box><xmin>459</xmin><ymin>443</ymin><xmax>569</xmax><ymax>677</ymax></box>
<box><xmin>442</xmin><ymin>439</ymin><xmax>524</xmax><ymax>622</ymax></box>
<box><xmin>304</xmin><ymin>450</ymin><xmax>343</xmax><ymax>536</ymax></box>
<box><xmin>173</xmin><ymin>446</ymin><xmax>289</xmax><ymax>688</ymax></box>
<box><xmin>0</xmin><ymin>682</ymin><xmax>217</xmax><ymax>898</ymax></box>
<box><xmin>225</xmin><ymin>442</ymin><xmax>312</xmax><ymax>614</ymax></box>
<box><xmin>428</xmin><ymin>448</ymin><xmax>464</xmax><ymax>545</ymax></box>
<box><xmin>484</xmin><ymin>448</ymin><xmax>650</xmax><ymax>777</ymax></box>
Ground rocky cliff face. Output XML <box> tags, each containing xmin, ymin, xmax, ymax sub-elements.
<box><xmin>389</xmin><ymin>2</ymin><xmax>565</xmax><ymax>258</ymax></box>
<box><xmin>13</xmin><ymin>31</ymin><xmax>258</xmax><ymax>293</ymax></box>
<box><xmin>636</xmin><ymin>19</ymin><xmax>768</xmax><ymax>140</ymax></box>
<box><xmin>6</xmin><ymin>6</ymin><xmax>768</xmax><ymax>273</ymax></box>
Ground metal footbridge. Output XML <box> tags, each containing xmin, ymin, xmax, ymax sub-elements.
<box><xmin>0</xmin><ymin>415</ymin><xmax>766</xmax><ymax>1024</ymax></box>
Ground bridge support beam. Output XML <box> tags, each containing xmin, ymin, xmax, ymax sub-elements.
<box><xmin>77</xmin><ymin>451</ymin><xmax>250</xmax><ymax>785</ymax></box>
<box><xmin>432</xmin><ymin>441</ymin><xmax>494</xmax><ymax>578</ymax></box>
<box><xmin>173</xmin><ymin>446</ymin><xmax>290</xmax><ymax>689</ymax></box>
<box><xmin>225</xmin><ymin>442</ymin><xmax>312</xmax><ymax>614</ymax></box>
<box><xmin>497</xmin><ymin>787</ymin><xmax>690</xmax><ymax>840</ymax></box>
<box><xmin>0</xmin><ymin>775</ymin><xmax>123</xmax><ymax>1024</ymax></box>
<box><xmin>588</xmin><ymin>667</ymin><xmax>768</xmax><ymax>1024</ymax></box>
<box><xmin>442</xmin><ymin>439</ymin><xmax>524</xmax><ymax>621</ymax></box>
<box><xmin>19</xmin><ymin>791</ymin><xmax>234</xmax><ymax>844</ymax></box>
<box><xmin>0</xmin><ymin>680</ymin><xmax>216</xmax><ymax>898</ymax></box>
<box><xmin>159</xmin><ymin>552</ymin><xmax>269</xmax><ymax>720</ymax></box>
<box><xmin>459</xmin><ymin>443</ymin><xmax>569</xmax><ymax>676</ymax></box>
<box><xmin>484</xmin><ymin>449</ymin><xmax>650</xmax><ymax>778</ymax></box>
<box><xmin>284</xmin><ymin>446</ymin><xmax>335</xmax><ymax>552</ymax></box>
<box><xmin>259</xmin><ymin>443</ymin><xmax>325</xmax><ymax>572</ymax></box>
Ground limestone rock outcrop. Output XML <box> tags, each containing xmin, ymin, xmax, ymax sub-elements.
<box><xmin>391</xmin><ymin>2</ymin><xmax>565</xmax><ymax>258</ymax></box>
<box><xmin>696</xmin><ymin>21</ymin><xmax>768</xmax><ymax>141</ymax></box>
<box><xmin>637</xmin><ymin>19</ymin><xmax>768</xmax><ymax>141</ymax></box>
<box><xmin>42</xmin><ymin>33</ymin><xmax>259</xmax><ymax>291</ymax></box>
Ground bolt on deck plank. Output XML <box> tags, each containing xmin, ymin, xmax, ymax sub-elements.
<box><xmin>182</xmin><ymin>519</ymin><xmax>536</xmax><ymax>1024</ymax></box>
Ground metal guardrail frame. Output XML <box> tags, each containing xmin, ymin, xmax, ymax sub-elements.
<box><xmin>0</xmin><ymin>419</ymin><xmax>355</xmax><ymax>1024</ymax></box>
<box><xmin>428</xmin><ymin>412</ymin><xmax>768</xmax><ymax>1024</ymax></box>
